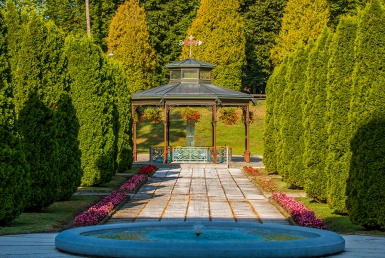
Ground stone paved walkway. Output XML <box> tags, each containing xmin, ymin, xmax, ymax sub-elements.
<box><xmin>107</xmin><ymin>166</ymin><xmax>289</xmax><ymax>225</ymax></box>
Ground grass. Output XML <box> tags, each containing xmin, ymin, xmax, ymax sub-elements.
<box><xmin>0</xmin><ymin>173</ymin><xmax>136</xmax><ymax>236</ymax></box>
<box><xmin>136</xmin><ymin>100</ymin><xmax>265</xmax><ymax>155</ymax></box>
<box><xmin>244</xmin><ymin>167</ymin><xmax>385</xmax><ymax>236</ymax></box>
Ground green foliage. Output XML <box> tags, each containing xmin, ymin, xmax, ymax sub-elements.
<box><xmin>0</xmin><ymin>10</ymin><xmax>29</xmax><ymax>225</ymax></box>
<box><xmin>325</xmin><ymin>16</ymin><xmax>357</xmax><ymax>212</ymax></box>
<box><xmin>181</xmin><ymin>0</ymin><xmax>246</xmax><ymax>91</ymax></box>
<box><xmin>106</xmin><ymin>0</ymin><xmax>157</xmax><ymax>93</ymax></box>
<box><xmin>111</xmin><ymin>61</ymin><xmax>133</xmax><ymax>172</ymax></box>
<box><xmin>346</xmin><ymin>0</ymin><xmax>385</xmax><ymax>229</ymax></box>
<box><xmin>241</xmin><ymin>0</ymin><xmax>288</xmax><ymax>93</ymax></box>
<box><xmin>139</xmin><ymin>0</ymin><xmax>200</xmax><ymax>85</ymax></box>
<box><xmin>263</xmin><ymin>56</ymin><xmax>289</xmax><ymax>172</ymax></box>
<box><xmin>279</xmin><ymin>42</ymin><xmax>312</xmax><ymax>186</ymax></box>
<box><xmin>302</xmin><ymin>27</ymin><xmax>332</xmax><ymax>201</ymax></box>
<box><xmin>66</xmin><ymin>36</ymin><xmax>116</xmax><ymax>186</ymax></box>
<box><xmin>327</xmin><ymin>0</ymin><xmax>371</xmax><ymax>29</ymax></box>
<box><xmin>271</xmin><ymin>0</ymin><xmax>329</xmax><ymax>64</ymax></box>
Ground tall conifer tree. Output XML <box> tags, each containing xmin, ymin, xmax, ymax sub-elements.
<box><xmin>106</xmin><ymin>0</ymin><xmax>156</xmax><ymax>93</ymax></box>
<box><xmin>279</xmin><ymin>42</ymin><xmax>312</xmax><ymax>186</ymax></box>
<box><xmin>263</xmin><ymin>55</ymin><xmax>289</xmax><ymax>172</ymax></box>
<box><xmin>0</xmin><ymin>9</ymin><xmax>29</xmax><ymax>225</ymax></box>
<box><xmin>66</xmin><ymin>36</ymin><xmax>116</xmax><ymax>186</ymax></box>
<box><xmin>271</xmin><ymin>0</ymin><xmax>329</xmax><ymax>64</ymax></box>
<box><xmin>346</xmin><ymin>0</ymin><xmax>385</xmax><ymax>229</ymax></box>
<box><xmin>181</xmin><ymin>0</ymin><xmax>246</xmax><ymax>91</ymax></box>
<box><xmin>325</xmin><ymin>16</ymin><xmax>357</xmax><ymax>213</ymax></box>
<box><xmin>302</xmin><ymin>27</ymin><xmax>332</xmax><ymax>201</ymax></box>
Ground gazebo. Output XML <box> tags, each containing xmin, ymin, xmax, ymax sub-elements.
<box><xmin>131</xmin><ymin>58</ymin><xmax>256</xmax><ymax>164</ymax></box>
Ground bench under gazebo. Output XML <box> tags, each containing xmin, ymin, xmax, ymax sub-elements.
<box><xmin>131</xmin><ymin>58</ymin><xmax>256</xmax><ymax>164</ymax></box>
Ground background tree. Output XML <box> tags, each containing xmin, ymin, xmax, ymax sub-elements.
<box><xmin>346</xmin><ymin>0</ymin><xmax>385</xmax><ymax>229</ymax></box>
<box><xmin>181</xmin><ymin>0</ymin><xmax>246</xmax><ymax>91</ymax></box>
<box><xmin>271</xmin><ymin>0</ymin><xmax>329</xmax><ymax>64</ymax></box>
<box><xmin>327</xmin><ymin>0</ymin><xmax>372</xmax><ymax>29</ymax></box>
<box><xmin>66</xmin><ymin>36</ymin><xmax>116</xmax><ymax>186</ymax></box>
<box><xmin>0</xmin><ymin>10</ymin><xmax>29</xmax><ymax>225</ymax></box>
<box><xmin>279</xmin><ymin>41</ymin><xmax>313</xmax><ymax>186</ymax></box>
<box><xmin>139</xmin><ymin>0</ymin><xmax>200</xmax><ymax>85</ymax></box>
<box><xmin>241</xmin><ymin>0</ymin><xmax>288</xmax><ymax>93</ymax></box>
<box><xmin>106</xmin><ymin>0</ymin><xmax>157</xmax><ymax>93</ymax></box>
<box><xmin>302</xmin><ymin>27</ymin><xmax>332</xmax><ymax>201</ymax></box>
<box><xmin>325</xmin><ymin>16</ymin><xmax>357</xmax><ymax>213</ymax></box>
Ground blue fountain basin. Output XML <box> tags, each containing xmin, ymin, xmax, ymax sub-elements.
<box><xmin>55</xmin><ymin>222</ymin><xmax>345</xmax><ymax>258</ymax></box>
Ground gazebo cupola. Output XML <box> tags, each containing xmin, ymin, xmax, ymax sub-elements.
<box><xmin>166</xmin><ymin>58</ymin><xmax>215</xmax><ymax>84</ymax></box>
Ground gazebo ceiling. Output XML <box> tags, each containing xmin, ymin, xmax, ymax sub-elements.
<box><xmin>131</xmin><ymin>58</ymin><xmax>254</xmax><ymax>106</ymax></box>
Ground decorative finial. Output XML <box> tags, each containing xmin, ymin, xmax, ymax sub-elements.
<box><xmin>179</xmin><ymin>35</ymin><xmax>203</xmax><ymax>59</ymax></box>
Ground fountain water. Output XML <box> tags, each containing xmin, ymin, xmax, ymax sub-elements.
<box><xmin>55</xmin><ymin>222</ymin><xmax>345</xmax><ymax>258</ymax></box>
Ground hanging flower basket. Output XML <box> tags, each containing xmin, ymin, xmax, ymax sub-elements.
<box><xmin>219</xmin><ymin>108</ymin><xmax>239</xmax><ymax>125</ymax></box>
<box><xmin>143</xmin><ymin>107</ymin><xmax>162</xmax><ymax>123</ymax></box>
<box><xmin>180</xmin><ymin>108</ymin><xmax>200</xmax><ymax>123</ymax></box>
<box><xmin>242</xmin><ymin>110</ymin><xmax>255</xmax><ymax>124</ymax></box>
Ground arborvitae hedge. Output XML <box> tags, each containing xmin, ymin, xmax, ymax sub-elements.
<box><xmin>66</xmin><ymin>36</ymin><xmax>116</xmax><ymax>186</ymax></box>
<box><xmin>263</xmin><ymin>55</ymin><xmax>289</xmax><ymax>172</ymax></box>
<box><xmin>111</xmin><ymin>61</ymin><xmax>133</xmax><ymax>172</ymax></box>
<box><xmin>279</xmin><ymin>42</ymin><xmax>312</xmax><ymax>187</ymax></box>
<box><xmin>346</xmin><ymin>0</ymin><xmax>385</xmax><ymax>229</ymax></box>
<box><xmin>325</xmin><ymin>16</ymin><xmax>357</xmax><ymax>213</ymax></box>
<box><xmin>0</xmin><ymin>10</ymin><xmax>29</xmax><ymax>225</ymax></box>
<box><xmin>273</xmin><ymin>56</ymin><xmax>290</xmax><ymax>174</ymax></box>
<box><xmin>302</xmin><ymin>27</ymin><xmax>331</xmax><ymax>201</ymax></box>
<box><xmin>15</xmin><ymin>14</ymin><xmax>60</xmax><ymax>211</ymax></box>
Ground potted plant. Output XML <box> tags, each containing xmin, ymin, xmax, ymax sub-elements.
<box><xmin>219</xmin><ymin>108</ymin><xmax>239</xmax><ymax>125</ymax></box>
<box><xmin>180</xmin><ymin>108</ymin><xmax>200</xmax><ymax>123</ymax></box>
<box><xmin>143</xmin><ymin>107</ymin><xmax>162</xmax><ymax>123</ymax></box>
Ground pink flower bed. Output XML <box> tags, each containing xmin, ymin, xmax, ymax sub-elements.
<box><xmin>119</xmin><ymin>174</ymin><xmax>147</xmax><ymax>191</ymax></box>
<box><xmin>138</xmin><ymin>165</ymin><xmax>157</xmax><ymax>174</ymax></box>
<box><xmin>73</xmin><ymin>191</ymin><xmax>126</xmax><ymax>227</ymax></box>
<box><xmin>272</xmin><ymin>192</ymin><xmax>326</xmax><ymax>229</ymax></box>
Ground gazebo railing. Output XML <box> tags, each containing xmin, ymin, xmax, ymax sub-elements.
<box><xmin>149</xmin><ymin>146</ymin><xmax>232</xmax><ymax>164</ymax></box>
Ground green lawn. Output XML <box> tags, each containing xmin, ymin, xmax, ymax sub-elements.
<box><xmin>137</xmin><ymin>100</ymin><xmax>265</xmax><ymax>155</ymax></box>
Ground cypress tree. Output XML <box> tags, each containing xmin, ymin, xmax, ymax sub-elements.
<box><xmin>263</xmin><ymin>55</ymin><xmax>289</xmax><ymax>172</ymax></box>
<box><xmin>271</xmin><ymin>0</ymin><xmax>329</xmax><ymax>64</ymax></box>
<box><xmin>302</xmin><ymin>27</ymin><xmax>332</xmax><ymax>201</ymax></box>
<box><xmin>106</xmin><ymin>0</ymin><xmax>157</xmax><ymax>93</ymax></box>
<box><xmin>111</xmin><ymin>61</ymin><xmax>133</xmax><ymax>172</ymax></box>
<box><xmin>279</xmin><ymin>41</ymin><xmax>312</xmax><ymax>186</ymax></box>
<box><xmin>14</xmin><ymin>13</ymin><xmax>60</xmax><ymax>211</ymax></box>
<box><xmin>42</xmin><ymin>22</ymin><xmax>82</xmax><ymax>200</ymax></box>
<box><xmin>325</xmin><ymin>16</ymin><xmax>357</xmax><ymax>213</ymax></box>
<box><xmin>0</xmin><ymin>9</ymin><xmax>29</xmax><ymax>225</ymax></box>
<box><xmin>181</xmin><ymin>0</ymin><xmax>246</xmax><ymax>91</ymax></box>
<box><xmin>346</xmin><ymin>0</ymin><xmax>385</xmax><ymax>229</ymax></box>
<box><xmin>66</xmin><ymin>36</ymin><xmax>116</xmax><ymax>186</ymax></box>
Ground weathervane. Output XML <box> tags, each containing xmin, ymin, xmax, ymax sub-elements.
<box><xmin>179</xmin><ymin>35</ymin><xmax>203</xmax><ymax>59</ymax></box>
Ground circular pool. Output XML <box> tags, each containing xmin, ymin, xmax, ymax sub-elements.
<box><xmin>55</xmin><ymin>222</ymin><xmax>345</xmax><ymax>258</ymax></box>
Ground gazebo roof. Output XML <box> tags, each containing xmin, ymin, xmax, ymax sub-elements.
<box><xmin>131</xmin><ymin>58</ymin><xmax>254</xmax><ymax>106</ymax></box>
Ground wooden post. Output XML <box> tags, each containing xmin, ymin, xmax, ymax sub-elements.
<box><xmin>132</xmin><ymin>105</ymin><xmax>137</xmax><ymax>162</ymax></box>
<box><xmin>244</xmin><ymin>105</ymin><xmax>250</xmax><ymax>163</ymax></box>
<box><xmin>85</xmin><ymin>0</ymin><xmax>91</xmax><ymax>37</ymax></box>
<box><xmin>163</xmin><ymin>104</ymin><xmax>168</xmax><ymax>163</ymax></box>
<box><xmin>212</xmin><ymin>103</ymin><xmax>217</xmax><ymax>163</ymax></box>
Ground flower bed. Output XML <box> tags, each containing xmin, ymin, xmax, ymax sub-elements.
<box><xmin>119</xmin><ymin>174</ymin><xmax>148</xmax><ymax>193</ymax></box>
<box><xmin>138</xmin><ymin>165</ymin><xmax>157</xmax><ymax>177</ymax></box>
<box><xmin>73</xmin><ymin>191</ymin><xmax>127</xmax><ymax>227</ymax></box>
<box><xmin>243</xmin><ymin>166</ymin><xmax>260</xmax><ymax>176</ymax></box>
<box><xmin>272</xmin><ymin>192</ymin><xmax>326</xmax><ymax>229</ymax></box>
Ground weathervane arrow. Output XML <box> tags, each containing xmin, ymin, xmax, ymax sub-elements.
<box><xmin>179</xmin><ymin>35</ymin><xmax>203</xmax><ymax>58</ymax></box>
